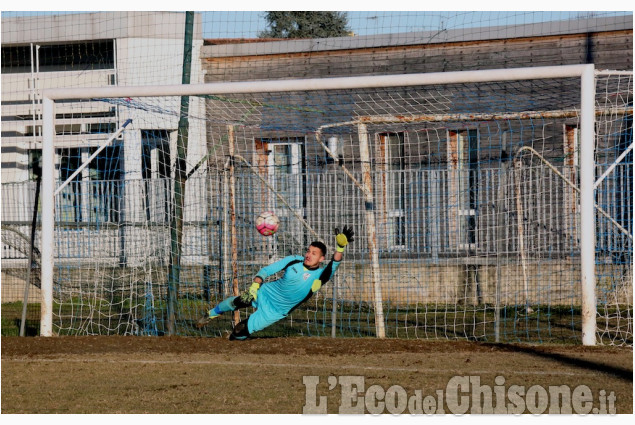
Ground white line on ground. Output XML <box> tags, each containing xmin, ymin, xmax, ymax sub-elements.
<box><xmin>2</xmin><ymin>356</ymin><xmax>609</xmax><ymax>377</ymax></box>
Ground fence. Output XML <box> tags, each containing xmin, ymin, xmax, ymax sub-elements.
<box><xmin>3</xmin><ymin>165</ymin><xmax>632</xmax><ymax>342</ymax></box>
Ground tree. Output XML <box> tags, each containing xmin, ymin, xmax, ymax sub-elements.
<box><xmin>259</xmin><ymin>11</ymin><xmax>350</xmax><ymax>39</ymax></box>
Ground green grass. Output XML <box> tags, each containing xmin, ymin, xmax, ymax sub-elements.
<box><xmin>1</xmin><ymin>302</ymin><xmax>40</xmax><ymax>336</ymax></box>
<box><xmin>3</xmin><ymin>298</ymin><xmax>631</xmax><ymax>345</ymax></box>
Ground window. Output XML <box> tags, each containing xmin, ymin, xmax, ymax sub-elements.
<box><xmin>255</xmin><ymin>137</ymin><xmax>305</xmax><ymax>243</ymax></box>
<box><xmin>56</xmin><ymin>146</ymin><xmax>121</xmax><ymax>223</ymax></box>
<box><xmin>1</xmin><ymin>41</ymin><xmax>115</xmax><ymax>74</ymax></box>
<box><xmin>142</xmin><ymin>130</ymin><xmax>171</xmax><ymax>223</ymax></box>
<box><xmin>377</xmin><ymin>132</ymin><xmax>406</xmax><ymax>249</ymax></box>
<box><xmin>255</xmin><ymin>137</ymin><xmax>304</xmax><ymax>210</ymax></box>
<box><xmin>28</xmin><ymin>150</ymin><xmax>42</xmax><ymax>181</ymax></box>
<box><xmin>447</xmin><ymin>129</ymin><xmax>479</xmax><ymax>251</ymax></box>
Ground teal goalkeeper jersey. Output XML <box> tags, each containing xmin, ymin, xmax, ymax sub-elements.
<box><xmin>249</xmin><ymin>255</ymin><xmax>340</xmax><ymax>332</ymax></box>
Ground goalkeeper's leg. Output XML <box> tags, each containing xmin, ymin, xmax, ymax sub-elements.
<box><xmin>197</xmin><ymin>295</ymin><xmax>252</xmax><ymax>328</ymax></box>
<box><xmin>227</xmin><ymin>306</ymin><xmax>281</xmax><ymax>340</ymax></box>
<box><xmin>228</xmin><ymin>318</ymin><xmax>251</xmax><ymax>340</ymax></box>
<box><xmin>228</xmin><ymin>310</ymin><xmax>274</xmax><ymax>341</ymax></box>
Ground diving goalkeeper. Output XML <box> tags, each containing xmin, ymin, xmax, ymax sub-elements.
<box><xmin>197</xmin><ymin>226</ymin><xmax>354</xmax><ymax>340</ymax></box>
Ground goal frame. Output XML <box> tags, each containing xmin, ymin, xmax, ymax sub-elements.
<box><xmin>41</xmin><ymin>64</ymin><xmax>598</xmax><ymax>344</ymax></box>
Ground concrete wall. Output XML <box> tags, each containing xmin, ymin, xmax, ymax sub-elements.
<box><xmin>4</xmin><ymin>260</ymin><xmax>631</xmax><ymax>307</ymax></box>
<box><xmin>1</xmin><ymin>12</ymin><xmax>202</xmax><ymax>44</ymax></box>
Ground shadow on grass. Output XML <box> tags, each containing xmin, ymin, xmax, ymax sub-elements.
<box><xmin>482</xmin><ymin>342</ymin><xmax>633</xmax><ymax>382</ymax></box>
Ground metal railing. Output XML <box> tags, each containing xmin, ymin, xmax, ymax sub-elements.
<box><xmin>4</xmin><ymin>165</ymin><xmax>631</xmax><ymax>264</ymax></box>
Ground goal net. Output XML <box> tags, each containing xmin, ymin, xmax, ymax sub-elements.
<box><xmin>35</xmin><ymin>66</ymin><xmax>632</xmax><ymax>345</ymax></box>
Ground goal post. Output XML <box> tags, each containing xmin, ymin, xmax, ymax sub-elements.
<box><xmin>579</xmin><ymin>65</ymin><xmax>596</xmax><ymax>346</ymax></box>
<box><xmin>39</xmin><ymin>64</ymin><xmax>623</xmax><ymax>344</ymax></box>
<box><xmin>41</xmin><ymin>96</ymin><xmax>54</xmax><ymax>337</ymax></box>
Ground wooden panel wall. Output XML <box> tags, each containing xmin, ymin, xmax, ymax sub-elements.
<box><xmin>203</xmin><ymin>30</ymin><xmax>633</xmax><ymax>83</ymax></box>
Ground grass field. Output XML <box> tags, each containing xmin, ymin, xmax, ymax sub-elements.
<box><xmin>3</xmin><ymin>299</ymin><xmax>610</xmax><ymax>345</ymax></box>
<box><xmin>1</xmin><ymin>336</ymin><xmax>632</xmax><ymax>414</ymax></box>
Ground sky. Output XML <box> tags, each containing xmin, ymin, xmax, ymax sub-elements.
<box><xmin>197</xmin><ymin>10</ymin><xmax>632</xmax><ymax>38</ymax></box>
<box><xmin>2</xmin><ymin>3</ymin><xmax>633</xmax><ymax>39</ymax></box>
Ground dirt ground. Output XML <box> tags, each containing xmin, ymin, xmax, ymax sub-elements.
<box><xmin>1</xmin><ymin>336</ymin><xmax>632</xmax><ymax>414</ymax></box>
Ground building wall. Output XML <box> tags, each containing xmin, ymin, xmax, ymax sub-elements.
<box><xmin>2</xmin><ymin>13</ymin><xmax>632</xmax><ymax>309</ymax></box>
<box><xmin>0</xmin><ymin>13</ymin><xmax>208</xmax><ymax>303</ymax></box>
<box><xmin>197</xmin><ymin>17</ymin><xmax>633</xmax><ymax>289</ymax></box>
<box><xmin>202</xmin><ymin>20</ymin><xmax>632</xmax><ymax>82</ymax></box>
<box><xmin>200</xmin><ymin>18</ymin><xmax>632</xmax><ymax>172</ymax></box>
<box><xmin>4</xmin><ymin>260</ymin><xmax>630</xmax><ymax>306</ymax></box>
<box><xmin>1</xmin><ymin>11</ymin><xmax>203</xmax><ymax>44</ymax></box>
<box><xmin>1</xmin><ymin>12</ymin><xmax>206</xmax><ymax>185</ymax></box>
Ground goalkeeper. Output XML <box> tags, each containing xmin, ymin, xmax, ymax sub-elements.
<box><xmin>197</xmin><ymin>226</ymin><xmax>354</xmax><ymax>340</ymax></box>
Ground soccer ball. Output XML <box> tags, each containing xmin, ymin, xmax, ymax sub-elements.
<box><xmin>256</xmin><ymin>211</ymin><xmax>280</xmax><ymax>236</ymax></box>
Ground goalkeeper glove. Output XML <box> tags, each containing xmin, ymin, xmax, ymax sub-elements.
<box><xmin>311</xmin><ymin>279</ymin><xmax>322</xmax><ymax>293</ymax></box>
<box><xmin>240</xmin><ymin>282</ymin><xmax>260</xmax><ymax>303</ymax></box>
<box><xmin>248</xmin><ymin>282</ymin><xmax>260</xmax><ymax>301</ymax></box>
<box><xmin>335</xmin><ymin>225</ymin><xmax>355</xmax><ymax>253</ymax></box>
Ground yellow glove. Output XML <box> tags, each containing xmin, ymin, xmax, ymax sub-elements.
<box><xmin>335</xmin><ymin>225</ymin><xmax>355</xmax><ymax>253</ymax></box>
<box><xmin>311</xmin><ymin>279</ymin><xmax>322</xmax><ymax>293</ymax></box>
<box><xmin>249</xmin><ymin>282</ymin><xmax>260</xmax><ymax>300</ymax></box>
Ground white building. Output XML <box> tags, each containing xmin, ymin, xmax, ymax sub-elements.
<box><xmin>1</xmin><ymin>12</ymin><xmax>208</xmax><ymax>300</ymax></box>
<box><xmin>1</xmin><ymin>11</ymin><xmax>206</xmax><ymax>186</ymax></box>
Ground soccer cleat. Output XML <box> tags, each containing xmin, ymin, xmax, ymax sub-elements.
<box><xmin>196</xmin><ymin>309</ymin><xmax>220</xmax><ymax>328</ymax></box>
<box><xmin>228</xmin><ymin>333</ymin><xmax>248</xmax><ymax>341</ymax></box>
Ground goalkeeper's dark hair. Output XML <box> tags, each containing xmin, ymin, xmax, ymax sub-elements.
<box><xmin>310</xmin><ymin>241</ymin><xmax>327</xmax><ymax>257</ymax></box>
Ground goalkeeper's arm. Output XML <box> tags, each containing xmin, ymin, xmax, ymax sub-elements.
<box><xmin>246</xmin><ymin>255</ymin><xmax>300</xmax><ymax>301</ymax></box>
<box><xmin>334</xmin><ymin>225</ymin><xmax>355</xmax><ymax>262</ymax></box>
<box><xmin>311</xmin><ymin>225</ymin><xmax>355</xmax><ymax>293</ymax></box>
